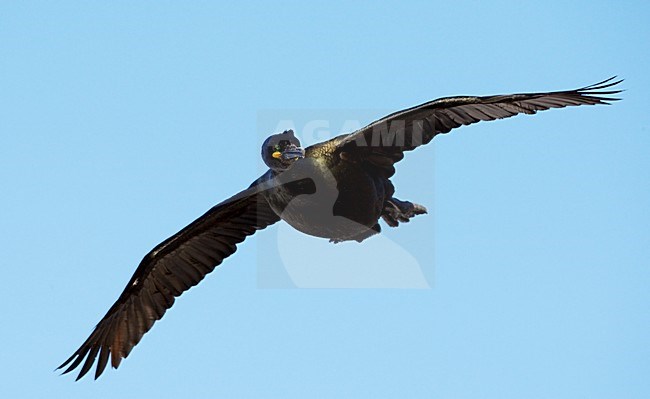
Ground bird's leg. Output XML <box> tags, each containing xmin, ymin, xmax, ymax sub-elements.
<box><xmin>381</xmin><ymin>197</ymin><xmax>428</xmax><ymax>227</ymax></box>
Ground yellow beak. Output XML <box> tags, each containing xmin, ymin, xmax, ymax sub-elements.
<box><xmin>272</xmin><ymin>151</ymin><xmax>282</xmax><ymax>159</ymax></box>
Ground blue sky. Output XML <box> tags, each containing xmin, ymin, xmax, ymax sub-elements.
<box><xmin>1</xmin><ymin>1</ymin><xmax>649</xmax><ymax>398</ymax></box>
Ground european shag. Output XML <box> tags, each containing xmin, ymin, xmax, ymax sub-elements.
<box><xmin>59</xmin><ymin>77</ymin><xmax>622</xmax><ymax>380</ymax></box>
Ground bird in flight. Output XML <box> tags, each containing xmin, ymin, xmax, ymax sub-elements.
<box><xmin>59</xmin><ymin>77</ymin><xmax>622</xmax><ymax>380</ymax></box>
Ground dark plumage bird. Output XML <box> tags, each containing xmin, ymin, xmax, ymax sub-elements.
<box><xmin>59</xmin><ymin>77</ymin><xmax>622</xmax><ymax>380</ymax></box>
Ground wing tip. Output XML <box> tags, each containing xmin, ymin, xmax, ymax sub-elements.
<box><xmin>58</xmin><ymin>345</ymin><xmax>113</xmax><ymax>381</ymax></box>
<box><xmin>579</xmin><ymin>76</ymin><xmax>624</xmax><ymax>92</ymax></box>
<box><xmin>572</xmin><ymin>76</ymin><xmax>624</xmax><ymax>105</ymax></box>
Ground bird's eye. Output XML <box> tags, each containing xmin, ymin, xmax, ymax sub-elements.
<box><xmin>274</xmin><ymin>145</ymin><xmax>281</xmax><ymax>151</ymax></box>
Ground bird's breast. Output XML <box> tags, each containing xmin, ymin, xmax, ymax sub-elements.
<box><xmin>266</xmin><ymin>158</ymin><xmax>387</xmax><ymax>240</ymax></box>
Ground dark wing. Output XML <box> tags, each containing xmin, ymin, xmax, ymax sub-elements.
<box><xmin>335</xmin><ymin>77</ymin><xmax>623</xmax><ymax>177</ymax></box>
<box><xmin>58</xmin><ymin>181</ymin><xmax>280</xmax><ymax>380</ymax></box>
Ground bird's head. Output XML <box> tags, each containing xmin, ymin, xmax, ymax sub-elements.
<box><xmin>262</xmin><ymin>130</ymin><xmax>305</xmax><ymax>171</ymax></box>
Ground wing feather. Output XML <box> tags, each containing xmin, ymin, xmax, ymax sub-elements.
<box><xmin>58</xmin><ymin>181</ymin><xmax>280</xmax><ymax>380</ymax></box>
<box><xmin>336</xmin><ymin>77</ymin><xmax>622</xmax><ymax>176</ymax></box>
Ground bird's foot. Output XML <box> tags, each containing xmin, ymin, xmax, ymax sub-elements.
<box><xmin>381</xmin><ymin>198</ymin><xmax>427</xmax><ymax>227</ymax></box>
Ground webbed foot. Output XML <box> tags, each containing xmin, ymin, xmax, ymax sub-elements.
<box><xmin>381</xmin><ymin>198</ymin><xmax>427</xmax><ymax>227</ymax></box>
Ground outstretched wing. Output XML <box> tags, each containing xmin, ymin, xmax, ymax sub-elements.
<box><xmin>58</xmin><ymin>181</ymin><xmax>280</xmax><ymax>380</ymax></box>
<box><xmin>336</xmin><ymin>77</ymin><xmax>623</xmax><ymax>177</ymax></box>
